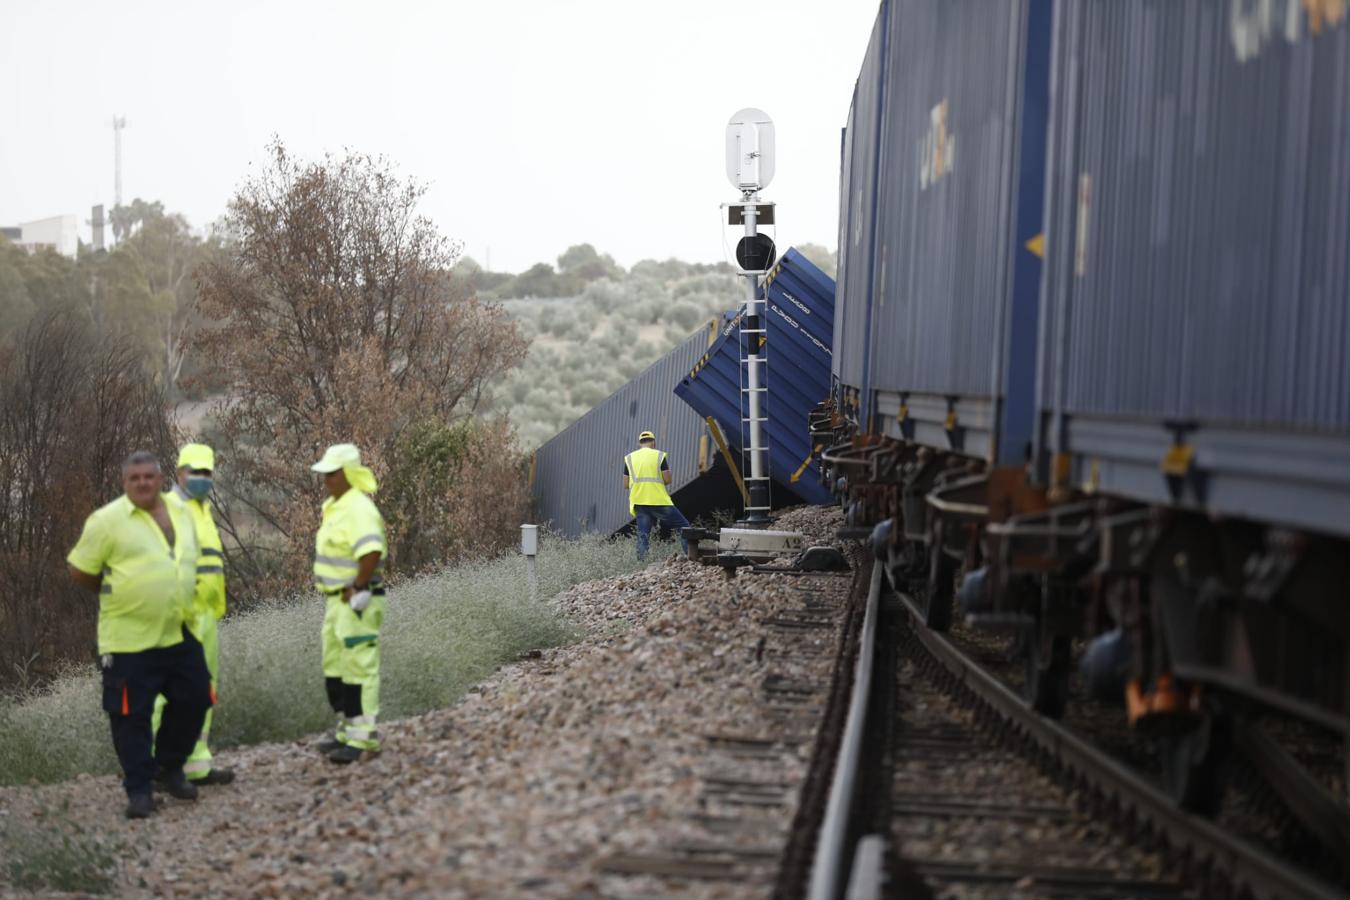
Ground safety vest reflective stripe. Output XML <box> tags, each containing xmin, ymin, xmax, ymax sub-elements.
<box><xmin>196</xmin><ymin>565</ymin><xmax>223</xmax><ymax>574</ymax></box>
<box><xmin>352</xmin><ymin>534</ymin><xmax>383</xmax><ymax>553</ymax></box>
<box><xmin>627</xmin><ymin>448</ymin><xmax>673</xmax><ymax>514</ymax></box>
<box><xmin>183</xmin><ymin>759</ymin><xmax>212</xmax><ymax>774</ymax></box>
<box><xmin>200</xmin><ymin>548</ymin><xmax>222</xmax><ymax>558</ymax></box>
<box><xmin>347</xmin><ymin>715</ymin><xmax>377</xmax><ymax>741</ymax></box>
<box><xmin>314</xmin><ymin>491</ymin><xmax>387</xmax><ymax>594</ymax></box>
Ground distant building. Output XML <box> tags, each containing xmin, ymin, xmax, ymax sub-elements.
<box><xmin>0</xmin><ymin>215</ymin><xmax>80</xmax><ymax>257</ymax></box>
<box><xmin>17</xmin><ymin>215</ymin><xmax>79</xmax><ymax>257</ymax></box>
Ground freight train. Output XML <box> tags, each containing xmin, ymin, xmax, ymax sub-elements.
<box><xmin>816</xmin><ymin>0</ymin><xmax>1350</xmax><ymax>814</ymax></box>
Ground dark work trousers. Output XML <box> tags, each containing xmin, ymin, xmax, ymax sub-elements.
<box><xmin>635</xmin><ymin>504</ymin><xmax>691</xmax><ymax>560</ymax></box>
<box><xmin>102</xmin><ymin>626</ymin><xmax>212</xmax><ymax>797</ymax></box>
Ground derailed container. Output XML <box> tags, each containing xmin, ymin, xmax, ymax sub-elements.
<box><xmin>864</xmin><ymin>0</ymin><xmax>1053</xmax><ymax>463</ymax></box>
<box><xmin>833</xmin><ymin>2</ymin><xmax>890</xmax><ymax>406</ymax></box>
<box><xmin>674</xmin><ymin>248</ymin><xmax>836</xmax><ymax>505</ymax></box>
<box><xmin>531</xmin><ymin>324</ymin><xmax>719</xmax><ymax>538</ymax></box>
<box><xmin>1038</xmin><ymin>2</ymin><xmax>1350</xmax><ymax>538</ymax></box>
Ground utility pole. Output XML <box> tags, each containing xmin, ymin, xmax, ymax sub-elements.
<box><xmin>112</xmin><ymin>116</ymin><xmax>127</xmax><ymax>210</ymax></box>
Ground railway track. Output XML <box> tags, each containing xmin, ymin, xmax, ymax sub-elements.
<box><xmin>794</xmin><ymin>558</ymin><xmax>1350</xmax><ymax>900</ymax></box>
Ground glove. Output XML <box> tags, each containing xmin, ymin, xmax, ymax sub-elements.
<box><xmin>349</xmin><ymin>589</ymin><xmax>372</xmax><ymax>613</ymax></box>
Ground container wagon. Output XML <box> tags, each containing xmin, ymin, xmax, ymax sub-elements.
<box><xmin>818</xmin><ymin>0</ymin><xmax>1350</xmax><ymax>816</ymax></box>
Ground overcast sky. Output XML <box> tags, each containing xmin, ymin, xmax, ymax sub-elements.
<box><xmin>1</xmin><ymin>0</ymin><xmax>878</xmax><ymax>273</ymax></box>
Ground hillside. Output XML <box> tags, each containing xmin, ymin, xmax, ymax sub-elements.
<box><xmin>475</xmin><ymin>245</ymin><xmax>836</xmax><ymax>450</ymax></box>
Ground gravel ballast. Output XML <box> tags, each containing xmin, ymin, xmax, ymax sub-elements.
<box><xmin>0</xmin><ymin>506</ymin><xmax>845</xmax><ymax>898</ymax></box>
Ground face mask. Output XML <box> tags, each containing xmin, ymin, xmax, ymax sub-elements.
<box><xmin>185</xmin><ymin>476</ymin><xmax>213</xmax><ymax>500</ymax></box>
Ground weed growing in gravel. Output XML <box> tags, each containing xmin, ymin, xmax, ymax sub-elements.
<box><xmin>0</xmin><ymin>531</ymin><xmax>671</xmax><ymax>785</ymax></box>
<box><xmin>1</xmin><ymin>798</ymin><xmax>123</xmax><ymax>893</ymax></box>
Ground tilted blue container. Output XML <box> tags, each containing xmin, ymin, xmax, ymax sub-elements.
<box><xmin>1037</xmin><ymin>2</ymin><xmax>1350</xmax><ymax>538</ymax></box>
<box><xmin>675</xmin><ymin>248</ymin><xmax>836</xmax><ymax>505</ymax></box>
<box><xmin>531</xmin><ymin>324</ymin><xmax>720</xmax><ymax>538</ymax></box>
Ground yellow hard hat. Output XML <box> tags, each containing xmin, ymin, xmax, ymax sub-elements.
<box><xmin>638</xmin><ymin>430</ymin><xmax>655</xmax><ymax>441</ymax></box>
<box><xmin>177</xmin><ymin>443</ymin><xmax>215</xmax><ymax>471</ymax></box>
<box><xmin>311</xmin><ymin>443</ymin><xmax>362</xmax><ymax>473</ymax></box>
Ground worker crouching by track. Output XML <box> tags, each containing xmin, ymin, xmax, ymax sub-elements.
<box><xmin>311</xmin><ymin>444</ymin><xmax>388</xmax><ymax>765</ymax></box>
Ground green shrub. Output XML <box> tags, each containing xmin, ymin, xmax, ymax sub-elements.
<box><xmin>1</xmin><ymin>798</ymin><xmax>123</xmax><ymax>893</ymax></box>
<box><xmin>0</xmin><ymin>532</ymin><xmax>664</xmax><ymax>786</ymax></box>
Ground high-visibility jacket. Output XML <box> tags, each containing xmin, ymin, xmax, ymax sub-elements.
<box><xmin>313</xmin><ymin>488</ymin><xmax>387</xmax><ymax>595</ymax></box>
<box><xmin>67</xmin><ymin>493</ymin><xmax>199</xmax><ymax>654</ymax></box>
<box><xmin>173</xmin><ymin>486</ymin><xmax>226</xmax><ymax>625</ymax></box>
<box><xmin>626</xmin><ymin>446</ymin><xmax>673</xmax><ymax>516</ymax></box>
<box><xmin>314</xmin><ymin>487</ymin><xmax>387</xmax><ymax>752</ymax></box>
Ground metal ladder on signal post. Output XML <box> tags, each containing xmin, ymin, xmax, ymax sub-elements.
<box><xmin>738</xmin><ymin>302</ymin><xmax>772</xmax><ymax>523</ymax></box>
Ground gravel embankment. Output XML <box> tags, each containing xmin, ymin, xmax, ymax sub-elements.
<box><xmin>1</xmin><ymin>506</ymin><xmax>844</xmax><ymax>899</ymax></box>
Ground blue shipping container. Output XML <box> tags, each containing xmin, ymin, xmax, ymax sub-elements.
<box><xmin>1037</xmin><ymin>1</ymin><xmax>1350</xmax><ymax>538</ymax></box>
<box><xmin>834</xmin><ymin>2</ymin><xmax>890</xmax><ymax>405</ymax></box>
<box><xmin>532</xmin><ymin>324</ymin><xmax>719</xmax><ymax>538</ymax></box>
<box><xmin>675</xmin><ymin>248</ymin><xmax>836</xmax><ymax>505</ymax></box>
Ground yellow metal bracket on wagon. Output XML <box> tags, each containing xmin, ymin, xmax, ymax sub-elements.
<box><xmin>1025</xmin><ymin>232</ymin><xmax>1045</xmax><ymax>258</ymax></box>
<box><xmin>706</xmin><ymin>417</ymin><xmax>750</xmax><ymax>506</ymax></box>
<box><xmin>790</xmin><ymin>444</ymin><xmax>823</xmax><ymax>483</ymax></box>
<box><xmin>1161</xmin><ymin>443</ymin><xmax>1195</xmax><ymax>477</ymax></box>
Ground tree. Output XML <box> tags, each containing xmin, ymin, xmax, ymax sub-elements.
<box><xmin>557</xmin><ymin>243</ymin><xmax>621</xmax><ymax>281</ymax></box>
<box><xmin>194</xmin><ymin>141</ymin><xmax>529</xmax><ymax>596</ymax></box>
<box><xmin>105</xmin><ymin>199</ymin><xmax>221</xmax><ymax>392</ymax></box>
<box><xmin>0</xmin><ymin>313</ymin><xmax>176</xmax><ymax>688</ymax></box>
<box><xmin>0</xmin><ymin>242</ymin><xmax>34</xmax><ymax>336</ymax></box>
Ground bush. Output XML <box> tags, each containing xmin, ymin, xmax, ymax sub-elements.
<box><xmin>1</xmin><ymin>798</ymin><xmax>123</xmax><ymax>893</ymax></box>
<box><xmin>0</xmin><ymin>532</ymin><xmax>664</xmax><ymax>785</ymax></box>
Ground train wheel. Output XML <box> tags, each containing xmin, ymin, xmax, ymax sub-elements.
<box><xmin>1025</xmin><ymin>633</ymin><xmax>1071</xmax><ymax>719</ymax></box>
<box><xmin>1159</xmin><ymin>712</ymin><xmax>1232</xmax><ymax>816</ymax></box>
<box><xmin>923</xmin><ymin>526</ymin><xmax>955</xmax><ymax>632</ymax></box>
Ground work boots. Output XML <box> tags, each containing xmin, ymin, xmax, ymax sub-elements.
<box><xmin>327</xmin><ymin>744</ymin><xmax>363</xmax><ymax>765</ymax></box>
<box><xmin>125</xmin><ymin>793</ymin><xmax>156</xmax><ymax>819</ymax></box>
<box><xmin>153</xmin><ymin>768</ymin><xmax>200</xmax><ymax>801</ymax></box>
<box><xmin>317</xmin><ymin>716</ymin><xmax>346</xmax><ymax>753</ymax></box>
<box><xmin>193</xmin><ymin>767</ymin><xmax>236</xmax><ymax>786</ymax></box>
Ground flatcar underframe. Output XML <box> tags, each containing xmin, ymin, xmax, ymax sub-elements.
<box><xmin>813</xmin><ymin>400</ymin><xmax>1350</xmax><ymax>816</ymax></box>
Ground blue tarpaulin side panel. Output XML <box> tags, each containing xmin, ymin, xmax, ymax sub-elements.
<box><xmin>674</xmin><ymin>248</ymin><xmax>835</xmax><ymax>506</ymax></box>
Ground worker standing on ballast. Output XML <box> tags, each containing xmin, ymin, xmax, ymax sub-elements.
<box><xmin>623</xmin><ymin>429</ymin><xmax>690</xmax><ymax>561</ymax></box>
<box><xmin>67</xmin><ymin>451</ymin><xmax>212</xmax><ymax>819</ymax></box>
<box><xmin>310</xmin><ymin>444</ymin><xmax>387</xmax><ymax>765</ymax></box>
<box><xmin>151</xmin><ymin>443</ymin><xmax>234</xmax><ymax>786</ymax></box>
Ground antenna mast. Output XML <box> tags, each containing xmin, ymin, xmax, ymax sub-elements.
<box><xmin>112</xmin><ymin>115</ymin><xmax>127</xmax><ymax>209</ymax></box>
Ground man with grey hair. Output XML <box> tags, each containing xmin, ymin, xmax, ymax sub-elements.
<box><xmin>68</xmin><ymin>450</ymin><xmax>213</xmax><ymax>819</ymax></box>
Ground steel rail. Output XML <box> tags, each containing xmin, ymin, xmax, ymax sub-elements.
<box><xmin>805</xmin><ymin>559</ymin><xmax>882</xmax><ymax>900</ymax></box>
<box><xmin>893</xmin><ymin>585</ymin><xmax>1345</xmax><ymax>900</ymax></box>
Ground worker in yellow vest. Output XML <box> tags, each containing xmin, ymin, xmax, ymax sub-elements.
<box><xmin>623</xmin><ymin>430</ymin><xmax>690</xmax><ymax>561</ymax></box>
<box><xmin>67</xmin><ymin>451</ymin><xmax>211</xmax><ymax>819</ymax></box>
<box><xmin>310</xmin><ymin>443</ymin><xmax>387</xmax><ymax>764</ymax></box>
<box><xmin>151</xmin><ymin>443</ymin><xmax>234</xmax><ymax>785</ymax></box>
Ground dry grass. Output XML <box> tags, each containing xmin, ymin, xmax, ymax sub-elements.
<box><xmin>0</xmin><ymin>531</ymin><xmax>671</xmax><ymax>786</ymax></box>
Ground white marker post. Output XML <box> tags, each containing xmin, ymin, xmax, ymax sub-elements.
<box><xmin>521</xmin><ymin>524</ymin><xmax>539</xmax><ymax>602</ymax></box>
